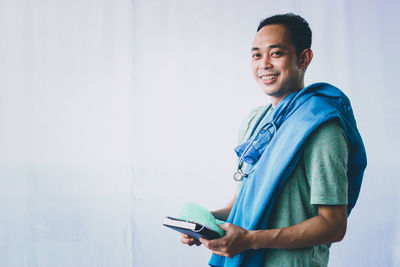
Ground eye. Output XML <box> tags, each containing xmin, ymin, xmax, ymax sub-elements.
<box><xmin>271</xmin><ymin>51</ymin><xmax>283</xmax><ymax>57</ymax></box>
<box><xmin>252</xmin><ymin>53</ymin><xmax>261</xmax><ymax>59</ymax></box>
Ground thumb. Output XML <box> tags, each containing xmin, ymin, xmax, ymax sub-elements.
<box><xmin>218</xmin><ymin>223</ymin><xmax>231</xmax><ymax>230</ymax></box>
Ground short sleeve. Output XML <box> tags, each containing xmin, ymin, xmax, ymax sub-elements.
<box><xmin>303</xmin><ymin>120</ymin><xmax>349</xmax><ymax>205</ymax></box>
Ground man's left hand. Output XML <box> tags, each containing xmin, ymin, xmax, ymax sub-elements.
<box><xmin>199</xmin><ymin>223</ymin><xmax>252</xmax><ymax>258</ymax></box>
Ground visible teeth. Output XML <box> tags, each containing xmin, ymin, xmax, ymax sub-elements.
<box><xmin>261</xmin><ymin>75</ymin><xmax>278</xmax><ymax>80</ymax></box>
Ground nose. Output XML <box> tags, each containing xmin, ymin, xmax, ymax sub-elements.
<box><xmin>259</xmin><ymin>55</ymin><xmax>272</xmax><ymax>70</ymax></box>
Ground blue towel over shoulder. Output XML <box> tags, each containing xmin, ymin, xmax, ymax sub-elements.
<box><xmin>209</xmin><ymin>83</ymin><xmax>367</xmax><ymax>267</ymax></box>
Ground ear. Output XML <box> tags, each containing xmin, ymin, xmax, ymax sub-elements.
<box><xmin>297</xmin><ymin>49</ymin><xmax>313</xmax><ymax>70</ymax></box>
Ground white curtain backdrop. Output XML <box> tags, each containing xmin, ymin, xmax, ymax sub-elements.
<box><xmin>0</xmin><ymin>1</ymin><xmax>135</xmax><ymax>266</ymax></box>
<box><xmin>1</xmin><ymin>0</ymin><xmax>399</xmax><ymax>266</ymax></box>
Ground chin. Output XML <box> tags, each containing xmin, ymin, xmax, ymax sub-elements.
<box><xmin>260</xmin><ymin>85</ymin><xmax>280</xmax><ymax>96</ymax></box>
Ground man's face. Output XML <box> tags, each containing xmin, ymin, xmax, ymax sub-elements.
<box><xmin>251</xmin><ymin>24</ymin><xmax>304</xmax><ymax>105</ymax></box>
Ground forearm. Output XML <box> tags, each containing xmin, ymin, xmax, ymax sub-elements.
<box><xmin>211</xmin><ymin>196</ymin><xmax>236</xmax><ymax>221</ymax></box>
<box><xmin>248</xmin><ymin>205</ymin><xmax>347</xmax><ymax>250</ymax></box>
<box><xmin>200</xmin><ymin>205</ymin><xmax>347</xmax><ymax>258</ymax></box>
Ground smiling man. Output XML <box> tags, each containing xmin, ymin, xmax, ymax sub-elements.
<box><xmin>251</xmin><ymin>23</ymin><xmax>310</xmax><ymax>105</ymax></box>
<box><xmin>181</xmin><ymin>13</ymin><xmax>366</xmax><ymax>267</ymax></box>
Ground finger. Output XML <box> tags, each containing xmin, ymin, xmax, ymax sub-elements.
<box><xmin>183</xmin><ymin>235</ymin><xmax>195</xmax><ymax>241</ymax></box>
<box><xmin>211</xmin><ymin>250</ymin><xmax>228</xmax><ymax>257</ymax></box>
<box><xmin>200</xmin><ymin>237</ymin><xmax>216</xmax><ymax>249</ymax></box>
<box><xmin>212</xmin><ymin>250</ymin><xmax>236</xmax><ymax>259</ymax></box>
<box><xmin>181</xmin><ymin>236</ymin><xmax>196</xmax><ymax>245</ymax></box>
<box><xmin>203</xmin><ymin>237</ymin><xmax>227</xmax><ymax>250</ymax></box>
<box><xmin>181</xmin><ymin>234</ymin><xmax>194</xmax><ymax>241</ymax></box>
<box><xmin>180</xmin><ymin>238</ymin><xmax>189</xmax><ymax>245</ymax></box>
<box><xmin>218</xmin><ymin>223</ymin><xmax>231</xmax><ymax>230</ymax></box>
<box><xmin>189</xmin><ymin>237</ymin><xmax>201</xmax><ymax>246</ymax></box>
<box><xmin>199</xmin><ymin>237</ymin><xmax>208</xmax><ymax>247</ymax></box>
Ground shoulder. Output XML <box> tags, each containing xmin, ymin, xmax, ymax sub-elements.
<box><xmin>305</xmin><ymin>119</ymin><xmax>348</xmax><ymax>150</ymax></box>
<box><xmin>246</xmin><ymin>105</ymin><xmax>267</xmax><ymax>121</ymax></box>
<box><xmin>303</xmin><ymin>120</ymin><xmax>349</xmax><ymax>205</ymax></box>
<box><xmin>303</xmin><ymin>119</ymin><xmax>349</xmax><ymax>175</ymax></box>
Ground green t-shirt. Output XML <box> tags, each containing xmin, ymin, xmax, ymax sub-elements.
<box><xmin>238</xmin><ymin>106</ymin><xmax>349</xmax><ymax>267</ymax></box>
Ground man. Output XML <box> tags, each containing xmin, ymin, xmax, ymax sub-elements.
<box><xmin>181</xmin><ymin>13</ymin><xmax>366</xmax><ymax>267</ymax></box>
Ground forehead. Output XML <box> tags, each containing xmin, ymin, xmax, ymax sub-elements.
<box><xmin>252</xmin><ymin>24</ymin><xmax>293</xmax><ymax>49</ymax></box>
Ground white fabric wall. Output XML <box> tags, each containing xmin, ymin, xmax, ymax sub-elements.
<box><xmin>0</xmin><ymin>1</ymin><xmax>135</xmax><ymax>266</ymax></box>
<box><xmin>1</xmin><ymin>0</ymin><xmax>399</xmax><ymax>266</ymax></box>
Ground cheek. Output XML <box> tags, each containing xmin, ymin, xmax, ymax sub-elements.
<box><xmin>276</xmin><ymin>61</ymin><xmax>289</xmax><ymax>70</ymax></box>
<box><xmin>251</xmin><ymin>64</ymin><xmax>258</xmax><ymax>77</ymax></box>
<box><xmin>251</xmin><ymin>61</ymin><xmax>257</xmax><ymax>69</ymax></box>
<box><xmin>279</xmin><ymin>64</ymin><xmax>295</xmax><ymax>78</ymax></box>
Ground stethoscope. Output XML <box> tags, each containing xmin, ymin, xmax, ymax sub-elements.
<box><xmin>233</xmin><ymin>105</ymin><xmax>277</xmax><ymax>182</ymax></box>
<box><xmin>232</xmin><ymin>90</ymin><xmax>305</xmax><ymax>181</ymax></box>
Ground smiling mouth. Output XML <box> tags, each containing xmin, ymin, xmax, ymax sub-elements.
<box><xmin>259</xmin><ymin>73</ymin><xmax>279</xmax><ymax>83</ymax></box>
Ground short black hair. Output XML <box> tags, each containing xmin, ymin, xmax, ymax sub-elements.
<box><xmin>257</xmin><ymin>13</ymin><xmax>312</xmax><ymax>55</ymax></box>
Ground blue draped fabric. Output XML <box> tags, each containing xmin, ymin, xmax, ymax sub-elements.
<box><xmin>209</xmin><ymin>83</ymin><xmax>367</xmax><ymax>267</ymax></box>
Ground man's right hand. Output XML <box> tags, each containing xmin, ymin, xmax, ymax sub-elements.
<box><xmin>180</xmin><ymin>234</ymin><xmax>201</xmax><ymax>246</ymax></box>
<box><xmin>180</xmin><ymin>195</ymin><xmax>236</xmax><ymax>247</ymax></box>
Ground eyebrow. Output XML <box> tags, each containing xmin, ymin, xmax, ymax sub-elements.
<box><xmin>251</xmin><ymin>44</ymin><xmax>286</xmax><ymax>52</ymax></box>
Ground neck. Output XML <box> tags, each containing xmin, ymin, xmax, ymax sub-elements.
<box><xmin>270</xmin><ymin>82</ymin><xmax>305</xmax><ymax>107</ymax></box>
